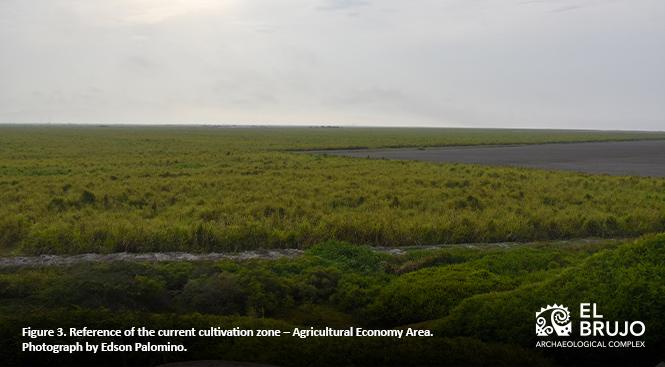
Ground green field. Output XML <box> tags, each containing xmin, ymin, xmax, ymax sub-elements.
<box><xmin>1</xmin><ymin>126</ymin><xmax>664</xmax><ymax>366</ymax></box>
<box><xmin>2</xmin><ymin>125</ymin><xmax>665</xmax><ymax>255</ymax></box>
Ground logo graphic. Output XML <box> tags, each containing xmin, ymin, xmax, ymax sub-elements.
<box><xmin>536</xmin><ymin>304</ymin><xmax>572</xmax><ymax>336</ymax></box>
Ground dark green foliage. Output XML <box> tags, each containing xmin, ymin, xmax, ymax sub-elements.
<box><xmin>47</xmin><ymin>197</ymin><xmax>67</xmax><ymax>212</ymax></box>
<box><xmin>79</xmin><ymin>190</ymin><xmax>96</xmax><ymax>204</ymax></box>
<box><xmin>2</xmin><ymin>239</ymin><xmax>659</xmax><ymax>366</ymax></box>
<box><xmin>366</xmin><ymin>245</ymin><xmax>603</xmax><ymax>325</ymax></box>
<box><xmin>177</xmin><ymin>273</ymin><xmax>247</xmax><ymax>314</ymax></box>
<box><xmin>307</xmin><ymin>241</ymin><xmax>387</xmax><ymax>273</ymax></box>
<box><xmin>425</xmin><ymin>234</ymin><xmax>665</xmax><ymax>366</ymax></box>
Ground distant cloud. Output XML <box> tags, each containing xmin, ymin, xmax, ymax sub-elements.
<box><xmin>68</xmin><ymin>0</ymin><xmax>226</xmax><ymax>25</ymax></box>
<box><xmin>519</xmin><ymin>0</ymin><xmax>616</xmax><ymax>14</ymax></box>
<box><xmin>318</xmin><ymin>0</ymin><xmax>370</xmax><ymax>10</ymax></box>
<box><xmin>550</xmin><ymin>5</ymin><xmax>584</xmax><ymax>13</ymax></box>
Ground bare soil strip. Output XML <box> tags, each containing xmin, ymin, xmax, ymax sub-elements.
<box><xmin>310</xmin><ymin>140</ymin><xmax>665</xmax><ymax>177</ymax></box>
<box><xmin>0</xmin><ymin>239</ymin><xmax>618</xmax><ymax>268</ymax></box>
<box><xmin>0</xmin><ymin>249</ymin><xmax>304</xmax><ymax>268</ymax></box>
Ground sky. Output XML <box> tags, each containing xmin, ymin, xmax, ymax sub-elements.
<box><xmin>0</xmin><ymin>0</ymin><xmax>664</xmax><ymax>130</ymax></box>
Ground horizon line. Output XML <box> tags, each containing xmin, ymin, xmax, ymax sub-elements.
<box><xmin>0</xmin><ymin>122</ymin><xmax>664</xmax><ymax>133</ymax></box>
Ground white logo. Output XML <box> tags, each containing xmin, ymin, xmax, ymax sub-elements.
<box><xmin>536</xmin><ymin>304</ymin><xmax>572</xmax><ymax>337</ymax></box>
<box><xmin>535</xmin><ymin>303</ymin><xmax>646</xmax><ymax>348</ymax></box>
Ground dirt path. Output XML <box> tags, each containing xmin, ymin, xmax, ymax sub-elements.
<box><xmin>0</xmin><ymin>249</ymin><xmax>304</xmax><ymax>268</ymax></box>
<box><xmin>0</xmin><ymin>238</ymin><xmax>619</xmax><ymax>268</ymax></box>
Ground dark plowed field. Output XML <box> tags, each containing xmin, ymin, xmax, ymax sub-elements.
<box><xmin>315</xmin><ymin>140</ymin><xmax>665</xmax><ymax>177</ymax></box>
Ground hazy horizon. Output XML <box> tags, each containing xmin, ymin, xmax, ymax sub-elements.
<box><xmin>1</xmin><ymin>0</ymin><xmax>664</xmax><ymax>130</ymax></box>
<box><xmin>2</xmin><ymin>122</ymin><xmax>664</xmax><ymax>133</ymax></box>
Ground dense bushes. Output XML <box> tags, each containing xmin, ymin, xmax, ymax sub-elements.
<box><xmin>0</xmin><ymin>241</ymin><xmax>389</xmax><ymax>319</ymax></box>
<box><xmin>0</xmin><ymin>238</ymin><xmax>661</xmax><ymax>365</ymax></box>
<box><xmin>366</xmin><ymin>245</ymin><xmax>613</xmax><ymax>325</ymax></box>
<box><xmin>178</xmin><ymin>273</ymin><xmax>247</xmax><ymax>314</ymax></box>
<box><xmin>426</xmin><ymin>234</ymin><xmax>665</xmax><ymax>366</ymax></box>
<box><xmin>0</xmin><ymin>240</ymin><xmax>625</xmax><ymax>322</ymax></box>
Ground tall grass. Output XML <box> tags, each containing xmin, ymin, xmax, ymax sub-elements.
<box><xmin>1</xmin><ymin>125</ymin><xmax>665</xmax><ymax>254</ymax></box>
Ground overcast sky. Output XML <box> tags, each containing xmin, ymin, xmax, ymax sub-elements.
<box><xmin>1</xmin><ymin>0</ymin><xmax>664</xmax><ymax>129</ymax></box>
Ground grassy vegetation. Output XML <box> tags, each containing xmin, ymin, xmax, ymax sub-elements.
<box><xmin>1</xmin><ymin>237</ymin><xmax>662</xmax><ymax>366</ymax></box>
<box><xmin>1</xmin><ymin>125</ymin><xmax>665</xmax><ymax>254</ymax></box>
<box><xmin>1</xmin><ymin>126</ymin><xmax>663</xmax><ymax>365</ymax></box>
